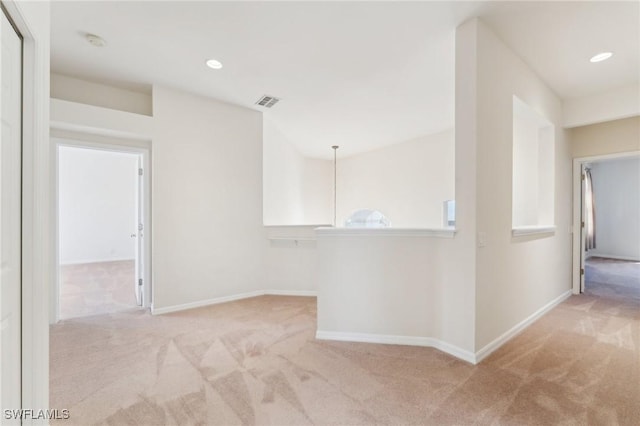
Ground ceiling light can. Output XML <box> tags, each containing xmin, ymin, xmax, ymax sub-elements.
<box><xmin>590</xmin><ymin>52</ymin><xmax>613</xmax><ymax>63</ymax></box>
<box><xmin>206</xmin><ymin>59</ymin><xmax>223</xmax><ymax>70</ymax></box>
<box><xmin>86</xmin><ymin>33</ymin><xmax>106</xmax><ymax>47</ymax></box>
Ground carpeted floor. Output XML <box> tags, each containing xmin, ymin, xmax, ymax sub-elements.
<box><xmin>585</xmin><ymin>256</ymin><xmax>640</xmax><ymax>298</ymax></box>
<box><xmin>59</xmin><ymin>260</ymin><xmax>139</xmax><ymax>320</ymax></box>
<box><xmin>50</xmin><ymin>261</ymin><xmax>640</xmax><ymax>425</ymax></box>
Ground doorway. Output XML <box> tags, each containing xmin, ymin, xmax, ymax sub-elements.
<box><xmin>54</xmin><ymin>139</ymin><xmax>151</xmax><ymax>321</ymax></box>
<box><xmin>572</xmin><ymin>152</ymin><xmax>640</xmax><ymax>295</ymax></box>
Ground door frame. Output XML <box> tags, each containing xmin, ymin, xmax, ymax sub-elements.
<box><xmin>572</xmin><ymin>150</ymin><xmax>640</xmax><ymax>294</ymax></box>
<box><xmin>1</xmin><ymin>0</ymin><xmax>50</xmax><ymax>418</ymax></box>
<box><xmin>51</xmin><ymin>135</ymin><xmax>152</xmax><ymax>322</ymax></box>
<box><xmin>1</xmin><ymin>3</ymin><xmax>24</xmax><ymax>418</ymax></box>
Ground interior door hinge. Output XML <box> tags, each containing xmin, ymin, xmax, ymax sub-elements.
<box><xmin>139</xmin><ymin>168</ymin><xmax>143</xmax><ymax>176</ymax></box>
<box><xmin>581</xmin><ymin>221</ymin><xmax>585</xmax><ymax>228</ymax></box>
<box><xmin>581</xmin><ymin>268</ymin><xmax>585</xmax><ymax>275</ymax></box>
<box><xmin>138</xmin><ymin>278</ymin><xmax>143</xmax><ymax>287</ymax></box>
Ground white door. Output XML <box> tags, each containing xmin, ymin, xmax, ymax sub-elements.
<box><xmin>0</xmin><ymin>8</ymin><xmax>22</xmax><ymax>419</ymax></box>
<box><xmin>134</xmin><ymin>155</ymin><xmax>144</xmax><ymax>306</ymax></box>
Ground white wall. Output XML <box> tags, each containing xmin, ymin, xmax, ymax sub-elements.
<box><xmin>263</xmin><ymin>226</ymin><xmax>319</xmax><ymax>293</ymax></box>
<box><xmin>337</xmin><ymin>130</ymin><xmax>455</xmax><ymax>228</ymax></box>
<box><xmin>563</xmin><ymin>83</ymin><xmax>640</xmax><ymax>129</ymax></box>
<box><xmin>512</xmin><ymin>97</ymin><xmax>555</xmax><ymax>227</ymax></box>
<box><xmin>51</xmin><ymin>73</ymin><xmax>152</xmax><ymax>116</ymax></box>
<box><xmin>51</xmin><ymin>98</ymin><xmax>153</xmax><ymax>140</ymax></box>
<box><xmin>589</xmin><ymin>157</ymin><xmax>640</xmax><ymax>261</ymax></box>
<box><xmin>264</xmin><ymin>120</ymin><xmax>455</xmax><ymax>229</ymax></box>
<box><xmin>316</xmin><ymin>230</ymin><xmax>475</xmax><ymax>360</ymax></box>
<box><xmin>263</xmin><ymin>118</ymin><xmax>305</xmax><ymax>224</ymax></box>
<box><xmin>58</xmin><ymin>146</ymin><xmax>138</xmax><ymax>264</ymax></box>
<box><xmin>152</xmin><ymin>86</ymin><xmax>266</xmax><ymax>310</ymax></box>
<box><xmin>467</xmin><ymin>18</ymin><xmax>572</xmax><ymax>350</ymax></box>
<box><xmin>302</xmin><ymin>158</ymin><xmax>333</xmax><ymax>225</ymax></box>
<box><xmin>263</xmin><ymin>116</ymin><xmax>332</xmax><ymax>225</ymax></box>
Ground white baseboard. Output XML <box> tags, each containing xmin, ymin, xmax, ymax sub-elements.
<box><xmin>264</xmin><ymin>289</ymin><xmax>317</xmax><ymax>297</ymax></box>
<box><xmin>587</xmin><ymin>253</ymin><xmax>640</xmax><ymax>262</ymax></box>
<box><xmin>316</xmin><ymin>290</ymin><xmax>572</xmax><ymax>365</ymax></box>
<box><xmin>152</xmin><ymin>289</ymin><xmax>317</xmax><ymax>315</ymax></box>
<box><xmin>315</xmin><ymin>330</ymin><xmax>476</xmax><ymax>364</ymax></box>
<box><xmin>474</xmin><ymin>289</ymin><xmax>572</xmax><ymax>363</ymax></box>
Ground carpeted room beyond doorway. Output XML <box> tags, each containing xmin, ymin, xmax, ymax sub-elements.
<box><xmin>50</xmin><ymin>286</ymin><xmax>640</xmax><ymax>425</ymax></box>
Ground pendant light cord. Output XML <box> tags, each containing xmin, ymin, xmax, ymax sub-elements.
<box><xmin>332</xmin><ymin>145</ymin><xmax>339</xmax><ymax>227</ymax></box>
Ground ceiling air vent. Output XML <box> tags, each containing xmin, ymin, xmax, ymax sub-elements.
<box><xmin>255</xmin><ymin>95</ymin><xmax>280</xmax><ymax>108</ymax></box>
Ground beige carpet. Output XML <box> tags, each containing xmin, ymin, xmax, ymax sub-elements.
<box><xmin>51</xmin><ymin>265</ymin><xmax>640</xmax><ymax>425</ymax></box>
<box><xmin>585</xmin><ymin>256</ymin><xmax>640</xmax><ymax>295</ymax></box>
<box><xmin>59</xmin><ymin>260</ymin><xmax>139</xmax><ymax>320</ymax></box>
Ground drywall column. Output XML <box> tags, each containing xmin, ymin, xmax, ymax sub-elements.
<box><xmin>457</xmin><ymin>18</ymin><xmax>572</xmax><ymax>353</ymax></box>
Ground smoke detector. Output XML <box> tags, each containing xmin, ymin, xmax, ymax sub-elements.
<box><xmin>255</xmin><ymin>95</ymin><xmax>280</xmax><ymax>108</ymax></box>
<box><xmin>86</xmin><ymin>33</ymin><xmax>106</xmax><ymax>47</ymax></box>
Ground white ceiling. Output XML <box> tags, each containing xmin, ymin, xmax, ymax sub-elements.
<box><xmin>51</xmin><ymin>1</ymin><xmax>639</xmax><ymax>159</ymax></box>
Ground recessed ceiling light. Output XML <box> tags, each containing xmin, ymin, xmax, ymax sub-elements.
<box><xmin>205</xmin><ymin>59</ymin><xmax>223</xmax><ymax>70</ymax></box>
<box><xmin>590</xmin><ymin>52</ymin><xmax>613</xmax><ymax>63</ymax></box>
<box><xmin>85</xmin><ymin>33</ymin><xmax>106</xmax><ymax>47</ymax></box>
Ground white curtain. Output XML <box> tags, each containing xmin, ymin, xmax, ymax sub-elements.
<box><xmin>584</xmin><ymin>168</ymin><xmax>596</xmax><ymax>250</ymax></box>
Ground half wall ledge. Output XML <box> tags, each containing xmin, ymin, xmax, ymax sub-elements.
<box><xmin>315</xmin><ymin>227</ymin><xmax>457</xmax><ymax>238</ymax></box>
<box><xmin>511</xmin><ymin>225</ymin><xmax>556</xmax><ymax>237</ymax></box>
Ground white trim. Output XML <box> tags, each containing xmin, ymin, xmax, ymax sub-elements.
<box><xmin>3</xmin><ymin>0</ymin><xmax>51</xmax><ymax>419</ymax></box>
<box><xmin>265</xmin><ymin>224</ymin><xmax>326</xmax><ymax>241</ymax></box>
<box><xmin>572</xmin><ymin>151</ymin><xmax>640</xmax><ymax>295</ymax></box>
<box><xmin>315</xmin><ymin>331</ymin><xmax>476</xmax><ymax>364</ymax></box>
<box><xmin>474</xmin><ymin>290</ymin><xmax>572</xmax><ymax>363</ymax></box>
<box><xmin>264</xmin><ymin>289</ymin><xmax>317</xmax><ymax>297</ymax></box>
<box><xmin>264</xmin><ymin>224</ymin><xmax>331</xmax><ymax>228</ymax></box>
<box><xmin>586</xmin><ymin>253</ymin><xmax>640</xmax><ymax>262</ymax></box>
<box><xmin>315</xmin><ymin>227</ymin><xmax>457</xmax><ymax>238</ymax></box>
<box><xmin>511</xmin><ymin>225</ymin><xmax>556</xmax><ymax>237</ymax></box>
<box><xmin>152</xmin><ymin>290</ymin><xmax>317</xmax><ymax>315</ymax></box>
<box><xmin>317</xmin><ymin>290</ymin><xmax>572</xmax><ymax>366</ymax></box>
<box><xmin>267</xmin><ymin>237</ymin><xmax>316</xmax><ymax>242</ymax></box>
<box><xmin>152</xmin><ymin>291</ymin><xmax>264</xmax><ymax>315</ymax></box>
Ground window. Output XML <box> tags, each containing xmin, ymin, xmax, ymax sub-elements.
<box><xmin>443</xmin><ymin>200</ymin><xmax>455</xmax><ymax>228</ymax></box>
<box><xmin>345</xmin><ymin>209</ymin><xmax>390</xmax><ymax>228</ymax></box>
